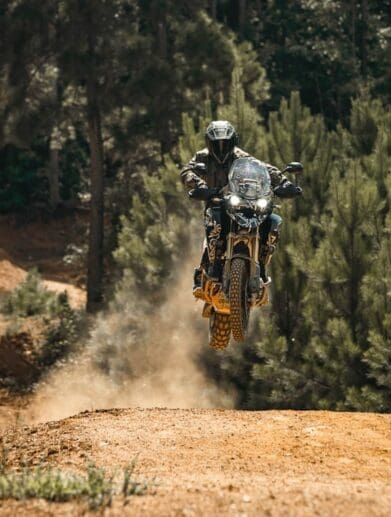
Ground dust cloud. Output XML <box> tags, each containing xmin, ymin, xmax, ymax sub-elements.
<box><xmin>28</xmin><ymin>257</ymin><xmax>235</xmax><ymax>423</ymax></box>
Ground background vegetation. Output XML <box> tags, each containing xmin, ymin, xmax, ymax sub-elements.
<box><xmin>0</xmin><ymin>1</ymin><xmax>390</xmax><ymax>411</ymax></box>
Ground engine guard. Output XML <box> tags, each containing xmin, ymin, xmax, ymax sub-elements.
<box><xmin>193</xmin><ymin>279</ymin><xmax>231</xmax><ymax>315</ymax></box>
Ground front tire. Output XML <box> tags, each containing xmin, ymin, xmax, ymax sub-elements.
<box><xmin>229</xmin><ymin>258</ymin><xmax>250</xmax><ymax>342</ymax></box>
<box><xmin>209</xmin><ymin>311</ymin><xmax>231</xmax><ymax>350</ymax></box>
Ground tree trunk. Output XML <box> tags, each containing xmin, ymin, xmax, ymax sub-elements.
<box><xmin>48</xmin><ymin>144</ymin><xmax>61</xmax><ymax>209</ymax></box>
<box><xmin>239</xmin><ymin>0</ymin><xmax>246</xmax><ymax>35</ymax></box>
<box><xmin>158</xmin><ymin>20</ymin><xmax>167</xmax><ymax>60</ymax></box>
<box><xmin>211</xmin><ymin>0</ymin><xmax>217</xmax><ymax>20</ymax></box>
<box><xmin>360</xmin><ymin>0</ymin><xmax>368</xmax><ymax>77</ymax></box>
<box><xmin>351</xmin><ymin>0</ymin><xmax>357</xmax><ymax>66</ymax></box>
<box><xmin>86</xmin><ymin>76</ymin><xmax>105</xmax><ymax>312</ymax></box>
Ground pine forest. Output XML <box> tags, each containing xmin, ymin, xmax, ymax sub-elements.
<box><xmin>0</xmin><ymin>0</ymin><xmax>390</xmax><ymax>413</ymax></box>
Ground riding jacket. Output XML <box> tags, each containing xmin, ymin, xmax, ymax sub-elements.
<box><xmin>180</xmin><ymin>147</ymin><xmax>288</xmax><ymax>191</ymax></box>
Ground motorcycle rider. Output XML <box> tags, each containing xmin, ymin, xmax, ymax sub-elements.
<box><xmin>180</xmin><ymin>120</ymin><xmax>302</xmax><ymax>289</ymax></box>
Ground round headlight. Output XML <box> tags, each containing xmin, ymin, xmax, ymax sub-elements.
<box><xmin>256</xmin><ymin>198</ymin><xmax>268</xmax><ymax>210</ymax></box>
<box><xmin>229</xmin><ymin>195</ymin><xmax>241</xmax><ymax>207</ymax></box>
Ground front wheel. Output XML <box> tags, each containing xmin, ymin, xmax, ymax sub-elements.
<box><xmin>229</xmin><ymin>258</ymin><xmax>250</xmax><ymax>342</ymax></box>
<box><xmin>209</xmin><ymin>311</ymin><xmax>231</xmax><ymax>350</ymax></box>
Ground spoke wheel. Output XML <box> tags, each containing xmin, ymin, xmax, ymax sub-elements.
<box><xmin>229</xmin><ymin>258</ymin><xmax>250</xmax><ymax>342</ymax></box>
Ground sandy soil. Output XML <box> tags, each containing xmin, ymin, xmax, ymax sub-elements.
<box><xmin>0</xmin><ymin>408</ymin><xmax>390</xmax><ymax>516</ymax></box>
<box><xmin>0</xmin><ymin>213</ymin><xmax>87</xmax><ymax>308</ymax></box>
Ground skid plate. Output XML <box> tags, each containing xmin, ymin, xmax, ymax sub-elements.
<box><xmin>193</xmin><ymin>280</ymin><xmax>231</xmax><ymax>314</ymax></box>
<box><xmin>194</xmin><ymin>279</ymin><xmax>269</xmax><ymax>315</ymax></box>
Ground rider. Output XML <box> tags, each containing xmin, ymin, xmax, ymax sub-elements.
<box><xmin>180</xmin><ymin>120</ymin><xmax>301</xmax><ymax>288</ymax></box>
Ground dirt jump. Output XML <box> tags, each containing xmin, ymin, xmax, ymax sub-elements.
<box><xmin>0</xmin><ymin>408</ymin><xmax>390</xmax><ymax>516</ymax></box>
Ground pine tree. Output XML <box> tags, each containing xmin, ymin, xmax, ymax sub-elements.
<box><xmin>261</xmin><ymin>92</ymin><xmax>335</xmax><ymax>338</ymax></box>
<box><xmin>347</xmin><ymin>211</ymin><xmax>391</xmax><ymax>412</ymax></box>
<box><xmin>299</xmin><ymin>159</ymin><xmax>383</xmax><ymax>408</ymax></box>
<box><xmin>114</xmin><ymin>104</ymin><xmax>212</xmax><ymax>302</ymax></box>
<box><xmin>218</xmin><ymin>67</ymin><xmax>267</xmax><ymax>157</ymax></box>
<box><xmin>213</xmin><ymin>90</ymin><xmax>391</xmax><ymax>411</ymax></box>
<box><xmin>267</xmin><ymin>91</ymin><xmax>335</xmax><ymax>218</ymax></box>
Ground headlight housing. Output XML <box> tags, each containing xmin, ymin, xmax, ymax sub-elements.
<box><xmin>256</xmin><ymin>198</ymin><xmax>268</xmax><ymax>210</ymax></box>
<box><xmin>229</xmin><ymin>194</ymin><xmax>241</xmax><ymax>207</ymax></box>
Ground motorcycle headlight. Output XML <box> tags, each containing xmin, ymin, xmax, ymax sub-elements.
<box><xmin>256</xmin><ymin>198</ymin><xmax>268</xmax><ymax>210</ymax></box>
<box><xmin>229</xmin><ymin>194</ymin><xmax>241</xmax><ymax>207</ymax></box>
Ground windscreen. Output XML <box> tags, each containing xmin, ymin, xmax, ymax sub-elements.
<box><xmin>228</xmin><ymin>158</ymin><xmax>271</xmax><ymax>199</ymax></box>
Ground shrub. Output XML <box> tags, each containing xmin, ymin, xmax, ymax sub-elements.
<box><xmin>1</xmin><ymin>271</ymin><xmax>84</xmax><ymax>381</ymax></box>
<box><xmin>1</xmin><ymin>269</ymin><xmax>62</xmax><ymax>317</ymax></box>
<box><xmin>38</xmin><ymin>297</ymin><xmax>82</xmax><ymax>368</ymax></box>
<box><xmin>0</xmin><ymin>457</ymin><xmax>149</xmax><ymax>510</ymax></box>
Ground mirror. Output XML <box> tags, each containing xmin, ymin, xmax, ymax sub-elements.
<box><xmin>284</xmin><ymin>162</ymin><xmax>303</xmax><ymax>174</ymax></box>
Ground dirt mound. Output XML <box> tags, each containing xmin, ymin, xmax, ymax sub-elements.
<box><xmin>1</xmin><ymin>409</ymin><xmax>390</xmax><ymax>516</ymax></box>
<box><xmin>0</xmin><ymin>250</ymin><xmax>85</xmax><ymax>309</ymax></box>
<box><xmin>0</xmin><ymin>213</ymin><xmax>87</xmax><ymax>308</ymax></box>
<box><xmin>0</xmin><ymin>332</ymin><xmax>38</xmax><ymax>383</ymax></box>
<box><xmin>0</xmin><ymin>251</ymin><xmax>26</xmax><ymax>292</ymax></box>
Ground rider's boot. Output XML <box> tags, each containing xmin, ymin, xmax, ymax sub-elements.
<box><xmin>207</xmin><ymin>261</ymin><xmax>222</xmax><ymax>281</ymax></box>
<box><xmin>193</xmin><ymin>267</ymin><xmax>202</xmax><ymax>290</ymax></box>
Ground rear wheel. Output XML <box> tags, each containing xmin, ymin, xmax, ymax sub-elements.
<box><xmin>209</xmin><ymin>311</ymin><xmax>231</xmax><ymax>350</ymax></box>
<box><xmin>229</xmin><ymin>258</ymin><xmax>250</xmax><ymax>342</ymax></box>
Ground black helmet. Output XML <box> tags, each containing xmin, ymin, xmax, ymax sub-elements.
<box><xmin>205</xmin><ymin>121</ymin><xmax>238</xmax><ymax>164</ymax></box>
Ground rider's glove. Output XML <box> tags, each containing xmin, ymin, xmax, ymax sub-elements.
<box><xmin>188</xmin><ymin>187</ymin><xmax>220</xmax><ymax>201</ymax></box>
<box><xmin>273</xmin><ymin>181</ymin><xmax>303</xmax><ymax>198</ymax></box>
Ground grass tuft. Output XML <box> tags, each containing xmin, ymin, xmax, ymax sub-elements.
<box><xmin>0</xmin><ymin>453</ymin><xmax>149</xmax><ymax>510</ymax></box>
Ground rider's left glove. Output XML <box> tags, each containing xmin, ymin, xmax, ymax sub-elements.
<box><xmin>189</xmin><ymin>187</ymin><xmax>220</xmax><ymax>201</ymax></box>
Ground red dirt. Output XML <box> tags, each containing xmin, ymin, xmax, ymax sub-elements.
<box><xmin>0</xmin><ymin>213</ymin><xmax>87</xmax><ymax>308</ymax></box>
<box><xmin>0</xmin><ymin>408</ymin><xmax>390</xmax><ymax>516</ymax></box>
<box><xmin>0</xmin><ymin>213</ymin><xmax>87</xmax><ymax>426</ymax></box>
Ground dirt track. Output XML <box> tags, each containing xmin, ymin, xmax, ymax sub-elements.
<box><xmin>1</xmin><ymin>408</ymin><xmax>390</xmax><ymax>516</ymax></box>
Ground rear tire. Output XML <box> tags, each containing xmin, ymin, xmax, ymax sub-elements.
<box><xmin>209</xmin><ymin>311</ymin><xmax>231</xmax><ymax>350</ymax></box>
<box><xmin>229</xmin><ymin>258</ymin><xmax>249</xmax><ymax>342</ymax></box>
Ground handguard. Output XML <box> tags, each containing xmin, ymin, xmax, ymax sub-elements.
<box><xmin>273</xmin><ymin>181</ymin><xmax>302</xmax><ymax>198</ymax></box>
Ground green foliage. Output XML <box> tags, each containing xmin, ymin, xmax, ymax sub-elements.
<box><xmin>0</xmin><ymin>143</ymin><xmax>48</xmax><ymax>213</ymax></box>
<box><xmin>114</xmin><ymin>105</ymin><xmax>212</xmax><ymax>300</ymax></box>
<box><xmin>1</xmin><ymin>0</ymin><xmax>390</xmax><ymax>411</ymax></box>
<box><xmin>38</xmin><ymin>297</ymin><xmax>81</xmax><ymax>368</ymax></box>
<box><xmin>349</xmin><ymin>94</ymin><xmax>383</xmax><ymax>157</ymax></box>
<box><xmin>2</xmin><ymin>270</ymin><xmax>62</xmax><ymax>317</ymax></box>
<box><xmin>0</xmin><ymin>458</ymin><xmax>148</xmax><ymax>510</ymax></box>
<box><xmin>1</xmin><ymin>271</ymin><xmax>82</xmax><ymax>379</ymax></box>
<box><xmin>215</xmin><ymin>0</ymin><xmax>391</xmax><ymax>125</ymax></box>
<box><xmin>267</xmin><ymin>91</ymin><xmax>336</xmax><ymax>217</ymax></box>
<box><xmin>212</xmin><ymin>92</ymin><xmax>391</xmax><ymax>412</ymax></box>
<box><xmin>218</xmin><ymin>67</ymin><xmax>266</xmax><ymax>157</ymax></box>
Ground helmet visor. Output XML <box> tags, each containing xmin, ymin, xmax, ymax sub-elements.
<box><xmin>210</xmin><ymin>139</ymin><xmax>234</xmax><ymax>163</ymax></box>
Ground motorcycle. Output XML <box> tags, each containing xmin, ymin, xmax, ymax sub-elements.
<box><xmin>189</xmin><ymin>157</ymin><xmax>303</xmax><ymax>350</ymax></box>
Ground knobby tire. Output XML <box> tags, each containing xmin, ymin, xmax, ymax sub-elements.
<box><xmin>229</xmin><ymin>258</ymin><xmax>249</xmax><ymax>342</ymax></box>
<box><xmin>209</xmin><ymin>311</ymin><xmax>231</xmax><ymax>350</ymax></box>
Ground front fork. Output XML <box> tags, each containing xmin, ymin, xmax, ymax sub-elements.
<box><xmin>222</xmin><ymin>230</ymin><xmax>261</xmax><ymax>296</ymax></box>
<box><xmin>260</xmin><ymin>215</ymin><xmax>281</xmax><ymax>267</ymax></box>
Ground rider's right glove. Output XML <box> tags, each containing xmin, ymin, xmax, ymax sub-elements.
<box><xmin>188</xmin><ymin>187</ymin><xmax>220</xmax><ymax>201</ymax></box>
<box><xmin>273</xmin><ymin>181</ymin><xmax>303</xmax><ymax>198</ymax></box>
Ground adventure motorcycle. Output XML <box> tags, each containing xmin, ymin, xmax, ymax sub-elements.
<box><xmin>190</xmin><ymin>157</ymin><xmax>303</xmax><ymax>350</ymax></box>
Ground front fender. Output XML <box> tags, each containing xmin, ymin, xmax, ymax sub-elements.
<box><xmin>231</xmin><ymin>252</ymin><xmax>251</xmax><ymax>261</ymax></box>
